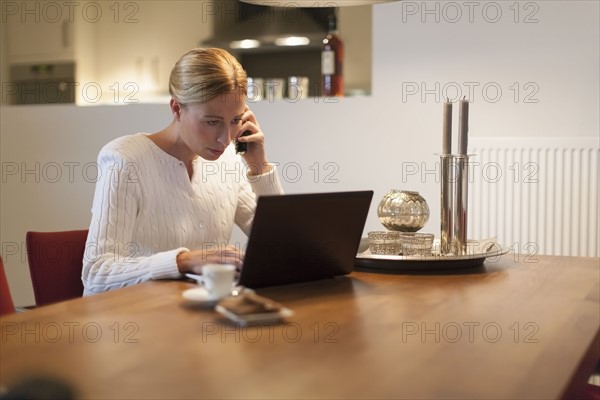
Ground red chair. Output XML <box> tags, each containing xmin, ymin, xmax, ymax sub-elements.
<box><xmin>26</xmin><ymin>230</ymin><xmax>88</xmax><ymax>307</ymax></box>
<box><xmin>582</xmin><ymin>383</ymin><xmax>600</xmax><ymax>400</ymax></box>
<box><xmin>0</xmin><ymin>257</ymin><xmax>16</xmax><ymax>316</ymax></box>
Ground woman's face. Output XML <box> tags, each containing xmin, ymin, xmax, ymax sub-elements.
<box><xmin>177</xmin><ymin>90</ymin><xmax>246</xmax><ymax>161</ymax></box>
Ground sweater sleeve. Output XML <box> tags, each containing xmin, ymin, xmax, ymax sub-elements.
<box><xmin>82</xmin><ymin>146</ymin><xmax>185</xmax><ymax>295</ymax></box>
<box><xmin>234</xmin><ymin>163</ymin><xmax>284</xmax><ymax>235</ymax></box>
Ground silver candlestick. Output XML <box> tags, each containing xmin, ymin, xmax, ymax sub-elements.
<box><xmin>440</xmin><ymin>154</ymin><xmax>454</xmax><ymax>255</ymax></box>
<box><xmin>453</xmin><ymin>155</ymin><xmax>469</xmax><ymax>255</ymax></box>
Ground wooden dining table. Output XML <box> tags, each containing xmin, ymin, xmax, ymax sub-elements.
<box><xmin>1</xmin><ymin>254</ymin><xmax>598</xmax><ymax>399</ymax></box>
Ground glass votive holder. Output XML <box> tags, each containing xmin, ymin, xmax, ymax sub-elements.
<box><xmin>399</xmin><ymin>233</ymin><xmax>435</xmax><ymax>256</ymax></box>
<box><xmin>368</xmin><ymin>231</ymin><xmax>401</xmax><ymax>255</ymax></box>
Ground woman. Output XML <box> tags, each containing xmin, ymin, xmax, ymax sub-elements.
<box><xmin>82</xmin><ymin>48</ymin><xmax>283</xmax><ymax>295</ymax></box>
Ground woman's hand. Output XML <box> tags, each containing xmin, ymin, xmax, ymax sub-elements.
<box><xmin>236</xmin><ymin>106</ymin><xmax>272</xmax><ymax>176</ymax></box>
<box><xmin>176</xmin><ymin>246</ymin><xmax>244</xmax><ymax>274</ymax></box>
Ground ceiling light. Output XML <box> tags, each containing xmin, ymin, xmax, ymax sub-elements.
<box><xmin>275</xmin><ymin>36</ymin><xmax>311</xmax><ymax>46</ymax></box>
<box><xmin>229</xmin><ymin>39</ymin><xmax>261</xmax><ymax>49</ymax></box>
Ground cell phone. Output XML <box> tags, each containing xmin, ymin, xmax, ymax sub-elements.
<box><xmin>235</xmin><ymin>130</ymin><xmax>252</xmax><ymax>155</ymax></box>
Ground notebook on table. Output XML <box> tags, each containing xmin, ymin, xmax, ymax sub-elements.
<box><xmin>237</xmin><ymin>190</ymin><xmax>373</xmax><ymax>288</ymax></box>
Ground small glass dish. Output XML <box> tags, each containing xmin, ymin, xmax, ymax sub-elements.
<box><xmin>399</xmin><ymin>233</ymin><xmax>435</xmax><ymax>256</ymax></box>
<box><xmin>368</xmin><ymin>231</ymin><xmax>402</xmax><ymax>255</ymax></box>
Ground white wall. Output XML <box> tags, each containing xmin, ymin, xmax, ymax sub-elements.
<box><xmin>1</xmin><ymin>1</ymin><xmax>598</xmax><ymax>306</ymax></box>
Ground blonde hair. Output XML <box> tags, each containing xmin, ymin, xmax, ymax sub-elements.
<box><xmin>169</xmin><ymin>48</ymin><xmax>247</xmax><ymax>105</ymax></box>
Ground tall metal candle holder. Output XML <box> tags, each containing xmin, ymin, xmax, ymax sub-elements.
<box><xmin>439</xmin><ymin>154</ymin><xmax>472</xmax><ymax>256</ymax></box>
<box><xmin>440</xmin><ymin>154</ymin><xmax>454</xmax><ymax>255</ymax></box>
<box><xmin>453</xmin><ymin>155</ymin><xmax>469</xmax><ymax>255</ymax></box>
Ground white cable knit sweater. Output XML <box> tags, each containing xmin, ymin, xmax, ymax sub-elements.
<box><xmin>82</xmin><ymin>133</ymin><xmax>283</xmax><ymax>295</ymax></box>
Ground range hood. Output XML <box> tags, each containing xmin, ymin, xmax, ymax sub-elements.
<box><xmin>201</xmin><ymin>0</ymin><xmax>333</xmax><ymax>52</ymax></box>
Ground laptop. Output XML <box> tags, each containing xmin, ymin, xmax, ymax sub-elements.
<box><xmin>237</xmin><ymin>190</ymin><xmax>373</xmax><ymax>288</ymax></box>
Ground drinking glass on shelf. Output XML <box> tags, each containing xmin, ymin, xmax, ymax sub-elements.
<box><xmin>265</xmin><ymin>78</ymin><xmax>284</xmax><ymax>102</ymax></box>
<box><xmin>287</xmin><ymin>76</ymin><xmax>309</xmax><ymax>101</ymax></box>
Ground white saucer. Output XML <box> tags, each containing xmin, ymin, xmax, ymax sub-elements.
<box><xmin>182</xmin><ymin>287</ymin><xmax>221</xmax><ymax>303</ymax></box>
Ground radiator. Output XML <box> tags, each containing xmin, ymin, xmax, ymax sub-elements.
<box><xmin>468</xmin><ymin>137</ymin><xmax>599</xmax><ymax>258</ymax></box>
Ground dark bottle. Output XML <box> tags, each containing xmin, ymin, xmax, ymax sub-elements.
<box><xmin>321</xmin><ymin>13</ymin><xmax>344</xmax><ymax>97</ymax></box>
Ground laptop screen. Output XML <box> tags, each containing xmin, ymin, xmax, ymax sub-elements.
<box><xmin>238</xmin><ymin>191</ymin><xmax>373</xmax><ymax>288</ymax></box>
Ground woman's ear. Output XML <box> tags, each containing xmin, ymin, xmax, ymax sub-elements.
<box><xmin>170</xmin><ymin>98</ymin><xmax>182</xmax><ymax>121</ymax></box>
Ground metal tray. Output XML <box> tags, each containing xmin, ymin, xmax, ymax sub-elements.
<box><xmin>354</xmin><ymin>244</ymin><xmax>509</xmax><ymax>272</ymax></box>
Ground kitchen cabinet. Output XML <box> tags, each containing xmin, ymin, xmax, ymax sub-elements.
<box><xmin>6</xmin><ymin>17</ymin><xmax>74</xmax><ymax>64</ymax></box>
<box><xmin>3</xmin><ymin>0</ymin><xmax>98</xmax><ymax>65</ymax></box>
<box><xmin>90</xmin><ymin>1</ymin><xmax>213</xmax><ymax>103</ymax></box>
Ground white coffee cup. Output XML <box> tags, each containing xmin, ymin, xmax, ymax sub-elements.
<box><xmin>201</xmin><ymin>264</ymin><xmax>236</xmax><ymax>299</ymax></box>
